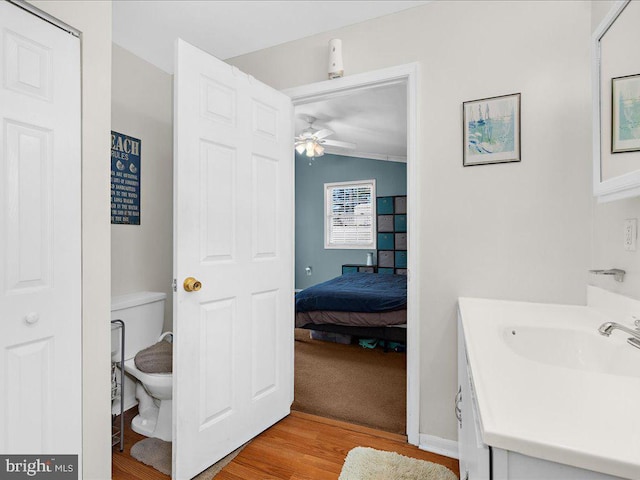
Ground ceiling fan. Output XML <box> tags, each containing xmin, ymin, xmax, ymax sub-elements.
<box><xmin>294</xmin><ymin>116</ymin><xmax>356</xmax><ymax>158</ymax></box>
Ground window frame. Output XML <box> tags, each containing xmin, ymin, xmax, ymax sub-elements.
<box><xmin>324</xmin><ymin>179</ymin><xmax>377</xmax><ymax>250</ymax></box>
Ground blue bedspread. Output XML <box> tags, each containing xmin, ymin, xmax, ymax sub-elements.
<box><xmin>295</xmin><ymin>273</ymin><xmax>407</xmax><ymax>313</ymax></box>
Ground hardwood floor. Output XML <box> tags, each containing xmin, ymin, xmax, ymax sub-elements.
<box><xmin>112</xmin><ymin>408</ymin><xmax>170</xmax><ymax>480</ymax></box>
<box><xmin>112</xmin><ymin>409</ymin><xmax>459</xmax><ymax>480</ymax></box>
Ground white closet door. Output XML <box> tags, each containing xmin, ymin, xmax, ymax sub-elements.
<box><xmin>0</xmin><ymin>1</ymin><xmax>81</xmax><ymax>458</ymax></box>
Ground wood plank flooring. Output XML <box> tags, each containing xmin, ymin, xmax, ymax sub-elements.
<box><xmin>112</xmin><ymin>410</ymin><xmax>459</xmax><ymax>480</ymax></box>
<box><xmin>112</xmin><ymin>408</ymin><xmax>170</xmax><ymax>480</ymax></box>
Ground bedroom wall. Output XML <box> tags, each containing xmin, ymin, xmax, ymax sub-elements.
<box><xmin>228</xmin><ymin>0</ymin><xmax>592</xmax><ymax>444</ymax></box>
<box><xmin>111</xmin><ymin>44</ymin><xmax>174</xmax><ymax>332</ymax></box>
<box><xmin>296</xmin><ymin>153</ymin><xmax>406</xmax><ymax>289</ymax></box>
<box><xmin>589</xmin><ymin>1</ymin><xmax>640</xmax><ymax>300</ymax></box>
<box><xmin>28</xmin><ymin>1</ymin><xmax>113</xmax><ymax>477</ymax></box>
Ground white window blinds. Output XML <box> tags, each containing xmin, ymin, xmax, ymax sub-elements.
<box><xmin>324</xmin><ymin>180</ymin><xmax>376</xmax><ymax>249</ymax></box>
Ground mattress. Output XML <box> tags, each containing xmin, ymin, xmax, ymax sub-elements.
<box><xmin>295</xmin><ymin>309</ymin><xmax>406</xmax><ymax>328</ymax></box>
<box><xmin>295</xmin><ymin>273</ymin><xmax>407</xmax><ymax>313</ymax></box>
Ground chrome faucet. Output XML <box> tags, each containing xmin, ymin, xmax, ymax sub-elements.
<box><xmin>598</xmin><ymin>320</ymin><xmax>640</xmax><ymax>350</ymax></box>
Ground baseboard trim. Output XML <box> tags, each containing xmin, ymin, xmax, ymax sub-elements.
<box><xmin>111</xmin><ymin>396</ymin><xmax>137</xmax><ymax>416</ymax></box>
<box><xmin>291</xmin><ymin>410</ymin><xmax>408</xmax><ymax>443</ymax></box>
<box><xmin>419</xmin><ymin>433</ymin><xmax>459</xmax><ymax>459</ymax></box>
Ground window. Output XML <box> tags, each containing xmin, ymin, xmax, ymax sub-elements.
<box><xmin>324</xmin><ymin>180</ymin><xmax>376</xmax><ymax>249</ymax></box>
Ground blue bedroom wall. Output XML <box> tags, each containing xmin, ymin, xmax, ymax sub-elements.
<box><xmin>295</xmin><ymin>152</ymin><xmax>407</xmax><ymax>289</ymax></box>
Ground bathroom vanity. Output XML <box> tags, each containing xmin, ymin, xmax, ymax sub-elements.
<box><xmin>457</xmin><ymin>287</ymin><xmax>639</xmax><ymax>480</ymax></box>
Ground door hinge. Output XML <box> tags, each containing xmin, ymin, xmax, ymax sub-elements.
<box><xmin>172</xmin><ymin>278</ymin><xmax>177</xmax><ymax>292</ymax></box>
<box><xmin>455</xmin><ymin>385</ymin><xmax>462</xmax><ymax>429</ymax></box>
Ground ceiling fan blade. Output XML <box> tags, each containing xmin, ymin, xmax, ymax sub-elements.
<box><xmin>322</xmin><ymin>139</ymin><xmax>356</xmax><ymax>150</ymax></box>
<box><xmin>314</xmin><ymin>128</ymin><xmax>334</xmax><ymax>139</ymax></box>
<box><xmin>297</xmin><ymin>130</ymin><xmax>314</xmax><ymax>140</ymax></box>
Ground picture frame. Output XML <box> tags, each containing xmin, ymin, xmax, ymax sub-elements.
<box><xmin>463</xmin><ymin>93</ymin><xmax>521</xmax><ymax>167</ymax></box>
<box><xmin>612</xmin><ymin>73</ymin><xmax>640</xmax><ymax>154</ymax></box>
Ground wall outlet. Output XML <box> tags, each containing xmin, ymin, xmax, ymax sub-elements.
<box><xmin>624</xmin><ymin>218</ymin><xmax>637</xmax><ymax>251</ymax></box>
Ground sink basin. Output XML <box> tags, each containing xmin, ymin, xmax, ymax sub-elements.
<box><xmin>459</xmin><ymin>291</ymin><xmax>640</xmax><ymax>479</ymax></box>
<box><xmin>502</xmin><ymin>325</ymin><xmax>640</xmax><ymax>378</ymax></box>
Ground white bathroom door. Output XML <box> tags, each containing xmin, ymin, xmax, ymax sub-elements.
<box><xmin>0</xmin><ymin>1</ymin><xmax>81</xmax><ymax>458</ymax></box>
<box><xmin>173</xmin><ymin>39</ymin><xmax>294</xmax><ymax>479</ymax></box>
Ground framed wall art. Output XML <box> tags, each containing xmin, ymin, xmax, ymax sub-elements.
<box><xmin>463</xmin><ymin>93</ymin><xmax>521</xmax><ymax>167</ymax></box>
<box><xmin>612</xmin><ymin>73</ymin><xmax>640</xmax><ymax>153</ymax></box>
<box><xmin>111</xmin><ymin>131</ymin><xmax>141</xmax><ymax>225</ymax></box>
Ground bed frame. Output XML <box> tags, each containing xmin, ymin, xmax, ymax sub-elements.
<box><xmin>297</xmin><ymin>322</ymin><xmax>407</xmax><ymax>346</ymax></box>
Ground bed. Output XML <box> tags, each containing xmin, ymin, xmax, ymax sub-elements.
<box><xmin>295</xmin><ymin>273</ymin><xmax>407</xmax><ymax>344</ymax></box>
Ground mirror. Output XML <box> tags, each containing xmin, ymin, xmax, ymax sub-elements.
<box><xmin>593</xmin><ymin>0</ymin><xmax>640</xmax><ymax>201</ymax></box>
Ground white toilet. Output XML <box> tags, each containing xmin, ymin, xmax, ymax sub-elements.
<box><xmin>111</xmin><ymin>291</ymin><xmax>173</xmax><ymax>442</ymax></box>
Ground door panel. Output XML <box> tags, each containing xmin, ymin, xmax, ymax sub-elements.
<box><xmin>6</xmin><ymin>337</ymin><xmax>54</xmax><ymax>452</ymax></box>
<box><xmin>199</xmin><ymin>298</ymin><xmax>235</xmax><ymax>427</ymax></box>
<box><xmin>252</xmin><ymin>154</ymin><xmax>279</xmax><ymax>258</ymax></box>
<box><xmin>200</xmin><ymin>140</ymin><xmax>236</xmax><ymax>262</ymax></box>
<box><xmin>0</xmin><ymin>1</ymin><xmax>81</xmax><ymax>457</ymax></box>
<box><xmin>174</xmin><ymin>39</ymin><xmax>293</xmax><ymax>479</ymax></box>
<box><xmin>4</xmin><ymin>121</ymin><xmax>52</xmax><ymax>293</ymax></box>
<box><xmin>4</xmin><ymin>29</ymin><xmax>53</xmax><ymax>101</ymax></box>
<box><xmin>251</xmin><ymin>289</ymin><xmax>278</xmax><ymax>399</ymax></box>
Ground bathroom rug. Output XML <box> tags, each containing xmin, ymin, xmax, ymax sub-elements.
<box><xmin>338</xmin><ymin>446</ymin><xmax>458</xmax><ymax>480</ymax></box>
<box><xmin>130</xmin><ymin>437</ymin><xmax>247</xmax><ymax>478</ymax></box>
<box><xmin>130</xmin><ymin>438</ymin><xmax>172</xmax><ymax>475</ymax></box>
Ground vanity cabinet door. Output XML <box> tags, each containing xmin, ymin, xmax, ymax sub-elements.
<box><xmin>458</xmin><ymin>313</ymin><xmax>491</xmax><ymax>480</ymax></box>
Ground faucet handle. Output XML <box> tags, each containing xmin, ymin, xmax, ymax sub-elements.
<box><xmin>634</xmin><ymin>316</ymin><xmax>640</xmax><ymax>329</ymax></box>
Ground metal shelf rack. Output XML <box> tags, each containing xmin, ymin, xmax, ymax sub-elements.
<box><xmin>111</xmin><ymin>319</ymin><xmax>125</xmax><ymax>452</ymax></box>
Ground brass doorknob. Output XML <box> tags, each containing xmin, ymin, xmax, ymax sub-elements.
<box><xmin>183</xmin><ymin>277</ymin><xmax>202</xmax><ymax>292</ymax></box>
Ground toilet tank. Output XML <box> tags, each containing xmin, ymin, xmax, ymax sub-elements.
<box><xmin>111</xmin><ymin>291</ymin><xmax>167</xmax><ymax>361</ymax></box>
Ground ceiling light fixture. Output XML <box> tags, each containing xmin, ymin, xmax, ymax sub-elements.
<box><xmin>294</xmin><ymin>116</ymin><xmax>355</xmax><ymax>160</ymax></box>
<box><xmin>294</xmin><ymin>116</ymin><xmax>327</xmax><ymax>158</ymax></box>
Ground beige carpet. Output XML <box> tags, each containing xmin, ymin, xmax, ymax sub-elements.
<box><xmin>292</xmin><ymin>328</ymin><xmax>406</xmax><ymax>434</ymax></box>
<box><xmin>130</xmin><ymin>437</ymin><xmax>247</xmax><ymax>478</ymax></box>
<box><xmin>339</xmin><ymin>447</ymin><xmax>458</xmax><ymax>480</ymax></box>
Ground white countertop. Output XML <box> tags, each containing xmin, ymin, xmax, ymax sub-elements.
<box><xmin>458</xmin><ymin>294</ymin><xmax>640</xmax><ymax>480</ymax></box>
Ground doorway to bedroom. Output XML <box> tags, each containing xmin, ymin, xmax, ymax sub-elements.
<box><xmin>287</xmin><ymin>67</ymin><xmax>416</xmax><ymax>437</ymax></box>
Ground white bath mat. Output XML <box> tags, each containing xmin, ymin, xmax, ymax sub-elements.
<box><xmin>338</xmin><ymin>446</ymin><xmax>458</xmax><ymax>480</ymax></box>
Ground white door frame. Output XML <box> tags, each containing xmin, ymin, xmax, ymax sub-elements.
<box><xmin>283</xmin><ymin>62</ymin><xmax>420</xmax><ymax>445</ymax></box>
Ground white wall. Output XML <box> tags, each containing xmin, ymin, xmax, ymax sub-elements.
<box><xmin>229</xmin><ymin>1</ymin><xmax>593</xmax><ymax>442</ymax></box>
<box><xmin>28</xmin><ymin>1</ymin><xmax>112</xmax><ymax>478</ymax></box>
<box><xmin>592</xmin><ymin>1</ymin><xmax>617</xmax><ymax>31</ymax></box>
<box><xmin>590</xmin><ymin>1</ymin><xmax>640</xmax><ymax>299</ymax></box>
<box><xmin>111</xmin><ymin>44</ymin><xmax>174</xmax><ymax>331</ymax></box>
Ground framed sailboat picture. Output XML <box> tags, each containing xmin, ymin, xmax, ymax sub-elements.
<box><xmin>463</xmin><ymin>93</ymin><xmax>521</xmax><ymax>166</ymax></box>
<box><xmin>612</xmin><ymin>74</ymin><xmax>640</xmax><ymax>153</ymax></box>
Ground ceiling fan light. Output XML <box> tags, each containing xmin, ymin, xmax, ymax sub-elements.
<box><xmin>314</xmin><ymin>143</ymin><xmax>325</xmax><ymax>156</ymax></box>
<box><xmin>305</xmin><ymin>140</ymin><xmax>316</xmax><ymax>157</ymax></box>
<box><xmin>295</xmin><ymin>143</ymin><xmax>306</xmax><ymax>154</ymax></box>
